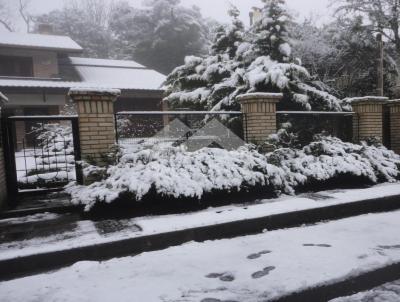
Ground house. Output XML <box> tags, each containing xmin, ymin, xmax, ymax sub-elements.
<box><xmin>0</xmin><ymin>31</ymin><xmax>166</xmax><ymax>118</ymax></box>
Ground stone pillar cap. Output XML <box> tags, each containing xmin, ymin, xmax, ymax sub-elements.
<box><xmin>347</xmin><ymin>96</ymin><xmax>388</xmax><ymax>104</ymax></box>
<box><xmin>236</xmin><ymin>92</ymin><xmax>283</xmax><ymax>102</ymax></box>
<box><xmin>68</xmin><ymin>87</ymin><xmax>121</xmax><ymax>97</ymax></box>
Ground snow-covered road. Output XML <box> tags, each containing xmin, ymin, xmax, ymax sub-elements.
<box><xmin>331</xmin><ymin>280</ymin><xmax>400</xmax><ymax>302</ymax></box>
<box><xmin>1</xmin><ymin>210</ymin><xmax>400</xmax><ymax>302</ymax></box>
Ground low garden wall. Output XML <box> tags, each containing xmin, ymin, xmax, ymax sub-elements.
<box><xmin>2</xmin><ymin>88</ymin><xmax>400</xmax><ymax>212</ymax></box>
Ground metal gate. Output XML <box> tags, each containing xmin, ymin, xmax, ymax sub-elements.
<box><xmin>1</xmin><ymin>115</ymin><xmax>83</xmax><ymax>203</ymax></box>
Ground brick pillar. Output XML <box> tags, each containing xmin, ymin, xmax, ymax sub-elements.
<box><xmin>388</xmin><ymin>100</ymin><xmax>400</xmax><ymax>153</ymax></box>
<box><xmin>237</xmin><ymin>93</ymin><xmax>283</xmax><ymax>145</ymax></box>
<box><xmin>351</xmin><ymin>96</ymin><xmax>388</xmax><ymax>143</ymax></box>
<box><xmin>0</xmin><ymin>93</ymin><xmax>8</xmax><ymax>209</ymax></box>
<box><xmin>68</xmin><ymin>88</ymin><xmax>120</xmax><ymax>166</ymax></box>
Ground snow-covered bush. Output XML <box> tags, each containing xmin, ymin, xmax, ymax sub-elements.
<box><xmin>268</xmin><ymin>136</ymin><xmax>400</xmax><ymax>189</ymax></box>
<box><xmin>66</xmin><ymin>143</ymin><xmax>289</xmax><ymax>210</ymax></box>
<box><xmin>66</xmin><ymin>137</ymin><xmax>400</xmax><ymax>211</ymax></box>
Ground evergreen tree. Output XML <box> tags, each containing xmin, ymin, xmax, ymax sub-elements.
<box><xmin>211</xmin><ymin>4</ymin><xmax>244</xmax><ymax>58</ymax></box>
<box><xmin>165</xmin><ymin>0</ymin><xmax>344</xmax><ymax>112</ymax></box>
<box><xmin>251</xmin><ymin>0</ymin><xmax>291</xmax><ymax>62</ymax></box>
<box><xmin>109</xmin><ymin>0</ymin><xmax>210</xmax><ymax>74</ymax></box>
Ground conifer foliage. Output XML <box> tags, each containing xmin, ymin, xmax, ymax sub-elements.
<box><xmin>165</xmin><ymin>0</ymin><xmax>345</xmax><ymax>112</ymax></box>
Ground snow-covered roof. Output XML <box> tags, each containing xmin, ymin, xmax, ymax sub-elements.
<box><xmin>0</xmin><ymin>32</ymin><xmax>83</xmax><ymax>53</ymax></box>
<box><xmin>69</xmin><ymin>57</ymin><xmax>166</xmax><ymax>91</ymax></box>
<box><xmin>0</xmin><ymin>57</ymin><xmax>166</xmax><ymax>92</ymax></box>
<box><xmin>69</xmin><ymin>57</ymin><xmax>145</xmax><ymax>69</ymax></box>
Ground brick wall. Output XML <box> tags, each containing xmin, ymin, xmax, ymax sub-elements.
<box><xmin>69</xmin><ymin>89</ymin><xmax>120</xmax><ymax>167</ymax></box>
<box><xmin>77</xmin><ymin>99</ymin><xmax>116</xmax><ymax>162</ymax></box>
<box><xmin>237</xmin><ymin>93</ymin><xmax>282</xmax><ymax>147</ymax></box>
<box><xmin>351</xmin><ymin>98</ymin><xmax>387</xmax><ymax>143</ymax></box>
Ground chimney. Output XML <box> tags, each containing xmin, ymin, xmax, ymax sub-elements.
<box><xmin>250</xmin><ymin>7</ymin><xmax>262</xmax><ymax>26</ymax></box>
<box><xmin>37</xmin><ymin>23</ymin><xmax>53</xmax><ymax>35</ymax></box>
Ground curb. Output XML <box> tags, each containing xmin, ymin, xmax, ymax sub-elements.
<box><xmin>273</xmin><ymin>262</ymin><xmax>400</xmax><ymax>302</ymax></box>
<box><xmin>0</xmin><ymin>205</ymin><xmax>83</xmax><ymax>219</ymax></box>
<box><xmin>1</xmin><ymin>194</ymin><xmax>400</xmax><ymax>282</ymax></box>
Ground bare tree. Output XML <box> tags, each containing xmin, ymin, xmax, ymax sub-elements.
<box><xmin>18</xmin><ymin>0</ymin><xmax>33</xmax><ymax>32</ymax></box>
<box><xmin>67</xmin><ymin>0</ymin><xmax>115</xmax><ymax>28</ymax></box>
<box><xmin>0</xmin><ymin>0</ymin><xmax>33</xmax><ymax>32</ymax></box>
<box><xmin>334</xmin><ymin>0</ymin><xmax>400</xmax><ymax>54</ymax></box>
<box><xmin>0</xmin><ymin>0</ymin><xmax>14</xmax><ymax>31</ymax></box>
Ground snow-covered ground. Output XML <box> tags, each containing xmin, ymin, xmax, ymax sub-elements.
<box><xmin>2</xmin><ymin>210</ymin><xmax>400</xmax><ymax>301</ymax></box>
<box><xmin>15</xmin><ymin>149</ymin><xmax>75</xmax><ymax>185</ymax></box>
<box><xmin>330</xmin><ymin>280</ymin><xmax>400</xmax><ymax>302</ymax></box>
<box><xmin>1</xmin><ymin>182</ymin><xmax>400</xmax><ymax>262</ymax></box>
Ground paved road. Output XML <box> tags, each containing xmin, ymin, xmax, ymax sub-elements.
<box><xmin>330</xmin><ymin>280</ymin><xmax>400</xmax><ymax>301</ymax></box>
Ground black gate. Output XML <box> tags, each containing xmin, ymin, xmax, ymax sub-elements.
<box><xmin>1</xmin><ymin>115</ymin><xmax>83</xmax><ymax>204</ymax></box>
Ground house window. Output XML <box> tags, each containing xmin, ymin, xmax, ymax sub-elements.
<box><xmin>0</xmin><ymin>55</ymin><xmax>34</xmax><ymax>77</ymax></box>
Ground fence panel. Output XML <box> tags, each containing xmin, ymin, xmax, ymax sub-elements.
<box><xmin>276</xmin><ymin>111</ymin><xmax>354</xmax><ymax>146</ymax></box>
<box><xmin>4</xmin><ymin>116</ymin><xmax>82</xmax><ymax>194</ymax></box>
<box><xmin>115</xmin><ymin>111</ymin><xmax>245</xmax><ymax>151</ymax></box>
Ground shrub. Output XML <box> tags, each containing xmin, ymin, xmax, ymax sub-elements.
<box><xmin>66</xmin><ymin>137</ymin><xmax>400</xmax><ymax>211</ymax></box>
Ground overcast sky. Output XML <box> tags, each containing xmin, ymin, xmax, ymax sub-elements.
<box><xmin>5</xmin><ymin>0</ymin><xmax>333</xmax><ymax>31</ymax></box>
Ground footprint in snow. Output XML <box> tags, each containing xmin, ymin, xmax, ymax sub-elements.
<box><xmin>201</xmin><ymin>299</ymin><xmax>239</xmax><ymax>302</ymax></box>
<box><xmin>378</xmin><ymin>244</ymin><xmax>400</xmax><ymax>250</ymax></box>
<box><xmin>251</xmin><ymin>266</ymin><xmax>276</xmax><ymax>279</ymax></box>
<box><xmin>303</xmin><ymin>243</ymin><xmax>332</xmax><ymax>248</ymax></box>
<box><xmin>247</xmin><ymin>250</ymin><xmax>271</xmax><ymax>260</ymax></box>
<box><xmin>205</xmin><ymin>272</ymin><xmax>235</xmax><ymax>282</ymax></box>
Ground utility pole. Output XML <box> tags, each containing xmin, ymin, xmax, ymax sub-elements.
<box><xmin>377</xmin><ymin>33</ymin><xmax>384</xmax><ymax>96</ymax></box>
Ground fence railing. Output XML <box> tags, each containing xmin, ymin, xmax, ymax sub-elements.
<box><xmin>276</xmin><ymin>111</ymin><xmax>354</xmax><ymax>146</ymax></box>
<box><xmin>3</xmin><ymin>116</ymin><xmax>82</xmax><ymax>195</ymax></box>
<box><xmin>115</xmin><ymin>111</ymin><xmax>245</xmax><ymax>151</ymax></box>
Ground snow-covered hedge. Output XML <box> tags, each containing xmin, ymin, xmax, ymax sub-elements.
<box><xmin>268</xmin><ymin>136</ymin><xmax>400</xmax><ymax>188</ymax></box>
<box><xmin>66</xmin><ymin>137</ymin><xmax>400</xmax><ymax>211</ymax></box>
<box><xmin>66</xmin><ymin>144</ymin><xmax>289</xmax><ymax>210</ymax></box>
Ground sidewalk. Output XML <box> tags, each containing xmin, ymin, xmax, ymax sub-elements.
<box><xmin>2</xmin><ymin>182</ymin><xmax>400</xmax><ymax>262</ymax></box>
<box><xmin>2</xmin><ymin>209</ymin><xmax>400</xmax><ymax>302</ymax></box>
<box><xmin>0</xmin><ymin>182</ymin><xmax>400</xmax><ymax>282</ymax></box>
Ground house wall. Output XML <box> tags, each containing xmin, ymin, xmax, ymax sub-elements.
<box><xmin>114</xmin><ymin>90</ymin><xmax>164</xmax><ymax>112</ymax></box>
<box><xmin>2</xmin><ymin>92</ymin><xmax>66</xmax><ymax>107</ymax></box>
<box><xmin>114</xmin><ymin>97</ymin><xmax>162</xmax><ymax>112</ymax></box>
<box><xmin>0</xmin><ymin>47</ymin><xmax>59</xmax><ymax>78</ymax></box>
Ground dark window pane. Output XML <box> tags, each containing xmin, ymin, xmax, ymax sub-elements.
<box><xmin>0</xmin><ymin>55</ymin><xmax>33</xmax><ymax>77</ymax></box>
